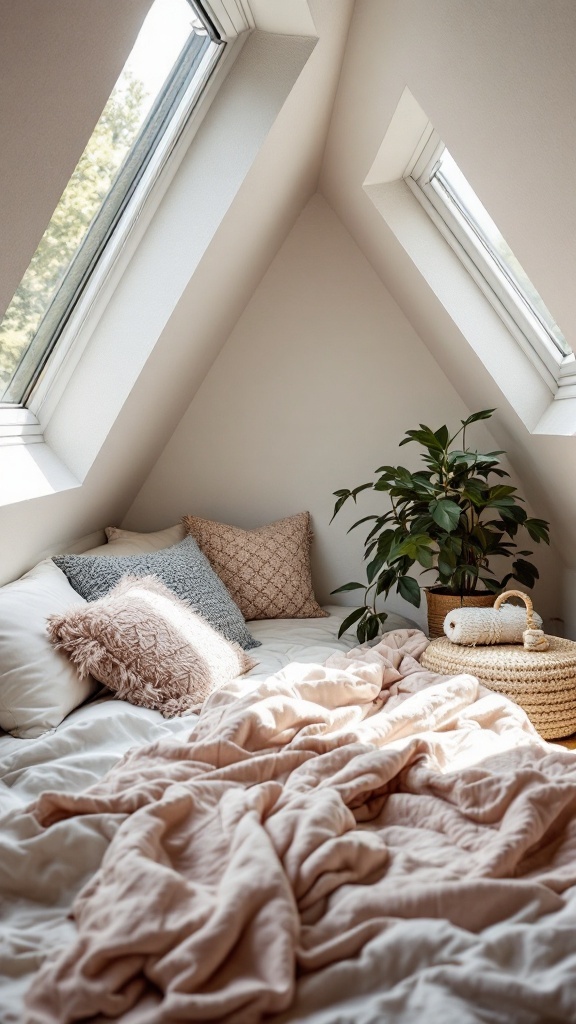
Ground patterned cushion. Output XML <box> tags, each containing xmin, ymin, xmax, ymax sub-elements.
<box><xmin>53</xmin><ymin>537</ymin><xmax>259</xmax><ymax>650</ymax></box>
<box><xmin>182</xmin><ymin>512</ymin><xmax>328</xmax><ymax>621</ymax></box>
<box><xmin>47</xmin><ymin>577</ymin><xmax>257</xmax><ymax>718</ymax></box>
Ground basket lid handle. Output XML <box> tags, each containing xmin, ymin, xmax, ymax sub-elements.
<box><xmin>493</xmin><ymin>590</ymin><xmax>549</xmax><ymax>651</ymax></box>
<box><xmin>494</xmin><ymin>590</ymin><xmax>535</xmax><ymax>628</ymax></box>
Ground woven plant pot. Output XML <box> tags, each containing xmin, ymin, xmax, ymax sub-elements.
<box><xmin>425</xmin><ymin>589</ymin><xmax>496</xmax><ymax>639</ymax></box>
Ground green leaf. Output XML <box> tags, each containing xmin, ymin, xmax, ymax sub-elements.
<box><xmin>434</xmin><ymin>424</ymin><xmax>449</xmax><ymax>448</ymax></box>
<box><xmin>365</xmin><ymin>615</ymin><xmax>380</xmax><ymax>641</ymax></box>
<box><xmin>511</xmin><ymin>558</ymin><xmax>539</xmax><ymax>588</ymax></box>
<box><xmin>488</xmin><ymin>485</ymin><xmax>518</xmax><ymax>500</ymax></box>
<box><xmin>351</xmin><ymin>483</ymin><xmax>373</xmax><ymax>502</ymax></box>
<box><xmin>416</xmin><ymin>545</ymin><xmax>434</xmax><ymax>569</ymax></box>
<box><xmin>366</xmin><ymin>551</ymin><xmax>387</xmax><ymax>584</ymax></box>
<box><xmin>347</xmin><ymin>514</ymin><xmax>379</xmax><ymax>534</ymax></box>
<box><xmin>375</xmin><ymin>571</ymin><xmax>397</xmax><ymax>597</ymax></box>
<box><xmin>397</xmin><ymin>575</ymin><xmax>421</xmax><ymax>607</ymax></box>
<box><xmin>443</xmin><ymin>534</ymin><xmax>463</xmax><ymax>556</ymax></box>
<box><xmin>337</xmin><ymin>607</ymin><xmax>365</xmax><ymax>638</ymax></box>
<box><xmin>493</xmin><ymin>503</ymin><xmax>527</xmax><ymax>522</ymax></box>
<box><xmin>437</xmin><ymin>558</ymin><xmax>455</xmax><ymax>579</ymax></box>
<box><xmin>524</xmin><ymin>518</ymin><xmax>550</xmax><ymax>544</ymax></box>
<box><xmin>365</xmin><ymin>517</ymin><xmax>394</xmax><ymax>544</ymax></box>
<box><xmin>376</xmin><ymin>529</ymin><xmax>397</xmax><ymax>558</ymax></box>
<box><xmin>462</xmin><ymin>480</ymin><xmax>487</xmax><ymax>506</ymax></box>
<box><xmin>461</xmin><ymin>408</ymin><xmax>496</xmax><ymax>427</ymax></box>
<box><xmin>394</xmin><ymin>467</ymin><xmax>414</xmax><ymax>487</ymax></box>
<box><xmin>399</xmin><ymin>428</ymin><xmax>444</xmax><ymax>451</ymax></box>
<box><xmin>330</xmin><ymin>582</ymin><xmax>365</xmax><ymax>594</ymax></box>
<box><xmin>479</xmin><ymin>577</ymin><xmax>502</xmax><ymax>593</ymax></box>
<box><xmin>429</xmin><ymin>498</ymin><xmax>461</xmax><ymax>532</ymax></box>
<box><xmin>330</xmin><ymin>495</ymin><xmax>349</xmax><ymax>522</ymax></box>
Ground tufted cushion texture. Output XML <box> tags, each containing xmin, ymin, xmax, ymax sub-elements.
<box><xmin>48</xmin><ymin>577</ymin><xmax>256</xmax><ymax>718</ymax></box>
<box><xmin>53</xmin><ymin>537</ymin><xmax>259</xmax><ymax>650</ymax></box>
<box><xmin>182</xmin><ymin>512</ymin><xmax>328</xmax><ymax>621</ymax></box>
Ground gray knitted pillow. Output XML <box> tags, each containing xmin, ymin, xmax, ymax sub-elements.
<box><xmin>53</xmin><ymin>537</ymin><xmax>259</xmax><ymax>651</ymax></box>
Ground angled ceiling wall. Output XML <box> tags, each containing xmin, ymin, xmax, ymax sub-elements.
<box><xmin>0</xmin><ymin>0</ymin><xmax>354</xmax><ymax>584</ymax></box>
<box><xmin>0</xmin><ymin>0</ymin><xmax>153</xmax><ymax>319</ymax></box>
<box><xmin>126</xmin><ymin>0</ymin><xmax>569</xmax><ymax>633</ymax></box>
<box><xmin>319</xmin><ymin>0</ymin><xmax>576</xmax><ymax>628</ymax></box>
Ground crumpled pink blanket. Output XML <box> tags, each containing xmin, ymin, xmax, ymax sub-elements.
<box><xmin>24</xmin><ymin>630</ymin><xmax>576</xmax><ymax>1023</ymax></box>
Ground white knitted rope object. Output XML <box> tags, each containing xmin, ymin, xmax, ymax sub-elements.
<box><xmin>494</xmin><ymin>590</ymin><xmax>549</xmax><ymax>652</ymax></box>
<box><xmin>522</xmin><ymin>627</ymin><xmax>550</xmax><ymax>651</ymax></box>
<box><xmin>443</xmin><ymin>605</ymin><xmax>543</xmax><ymax>646</ymax></box>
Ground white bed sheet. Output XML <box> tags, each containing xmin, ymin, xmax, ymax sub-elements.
<box><xmin>0</xmin><ymin>605</ymin><xmax>415</xmax><ymax>1021</ymax></box>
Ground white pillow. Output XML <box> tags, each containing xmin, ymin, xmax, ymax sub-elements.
<box><xmin>0</xmin><ymin>560</ymin><xmax>98</xmax><ymax>739</ymax></box>
<box><xmin>78</xmin><ymin>525</ymin><xmax>185</xmax><ymax>558</ymax></box>
<box><xmin>102</xmin><ymin>523</ymin><xmax>185</xmax><ymax>555</ymax></box>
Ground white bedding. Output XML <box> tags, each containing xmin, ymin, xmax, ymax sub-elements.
<box><xmin>0</xmin><ymin>605</ymin><xmax>414</xmax><ymax>1021</ymax></box>
<box><xmin>5</xmin><ymin>603</ymin><xmax>576</xmax><ymax>1024</ymax></box>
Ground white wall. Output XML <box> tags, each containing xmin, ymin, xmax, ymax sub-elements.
<box><xmin>319</xmin><ymin>0</ymin><xmax>576</xmax><ymax>634</ymax></box>
<box><xmin>126</xmin><ymin>195</ymin><xmax>561</xmax><ymax>630</ymax></box>
<box><xmin>0</xmin><ymin>0</ymin><xmax>569</xmax><ymax>636</ymax></box>
<box><xmin>0</xmin><ymin>1</ymin><xmax>353</xmax><ymax>585</ymax></box>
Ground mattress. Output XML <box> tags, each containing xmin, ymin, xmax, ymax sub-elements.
<box><xmin>0</xmin><ymin>605</ymin><xmax>415</xmax><ymax>1020</ymax></box>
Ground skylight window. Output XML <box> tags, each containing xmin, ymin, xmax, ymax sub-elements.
<box><xmin>0</xmin><ymin>0</ymin><xmax>221</xmax><ymax>407</ymax></box>
<box><xmin>406</xmin><ymin>139</ymin><xmax>573</xmax><ymax>384</ymax></box>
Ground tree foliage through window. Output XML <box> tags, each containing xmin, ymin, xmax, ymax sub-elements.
<box><xmin>0</xmin><ymin>73</ymin><xmax>146</xmax><ymax>394</ymax></box>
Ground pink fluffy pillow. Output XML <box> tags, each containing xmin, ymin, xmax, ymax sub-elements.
<box><xmin>47</xmin><ymin>576</ymin><xmax>256</xmax><ymax>717</ymax></box>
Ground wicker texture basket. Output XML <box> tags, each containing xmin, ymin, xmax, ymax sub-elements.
<box><xmin>421</xmin><ymin>592</ymin><xmax>576</xmax><ymax>740</ymax></box>
<box><xmin>425</xmin><ymin>590</ymin><xmax>495</xmax><ymax>639</ymax></box>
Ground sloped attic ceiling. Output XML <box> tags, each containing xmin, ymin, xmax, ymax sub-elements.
<box><xmin>0</xmin><ymin>0</ymin><xmax>354</xmax><ymax>583</ymax></box>
<box><xmin>0</xmin><ymin>0</ymin><xmax>154</xmax><ymax>320</ymax></box>
<box><xmin>0</xmin><ymin>0</ymin><xmax>572</xmax><ymax>633</ymax></box>
<box><xmin>319</xmin><ymin>0</ymin><xmax>576</xmax><ymax>627</ymax></box>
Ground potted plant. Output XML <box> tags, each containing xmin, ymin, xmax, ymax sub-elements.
<box><xmin>330</xmin><ymin>409</ymin><xmax>550</xmax><ymax>640</ymax></box>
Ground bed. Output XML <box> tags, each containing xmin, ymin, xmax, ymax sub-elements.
<box><xmin>2</xmin><ymin>600</ymin><xmax>576</xmax><ymax>1023</ymax></box>
<box><xmin>0</xmin><ymin>605</ymin><xmax>408</xmax><ymax>1020</ymax></box>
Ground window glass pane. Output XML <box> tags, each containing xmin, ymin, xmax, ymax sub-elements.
<box><xmin>432</xmin><ymin>150</ymin><xmax>571</xmax><ymax>357</ymax></box>
<box><xmin>0</xmin><ymin>0</ymin><xmax>208</xmax><ymax>403</ymax></box>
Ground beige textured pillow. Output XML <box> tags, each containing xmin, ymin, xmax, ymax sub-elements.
<box><xmin>182</xmin><ymin>512</ymin><xmax>328</xmax><ymax>621</ymax></box>
<box><xmin>73</xmin><ymin>525</ymin><xmax>185</xmax><ymax>559</ymax></box>
<box><xmin>47</xmin><ymin>576</ymin><xmax>256</xmax><ymax>717</ymax></box>
<box><xmin>103</xmin><ymin>524</ymin><xmax>186</xmax><ymax>554</ymax></box>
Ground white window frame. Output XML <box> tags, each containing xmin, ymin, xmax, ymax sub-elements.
<box><xmin>0</xmin><ymin>0</ymin><xmax>232</xmax><ymax>442</ymax></box>
<box><xmin>404</xmin><ymin>128</ymin><xmax>576</xmax><ymax>399</ymax></box>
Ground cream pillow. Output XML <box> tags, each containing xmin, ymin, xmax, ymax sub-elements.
<box><xmin>48</xmin><ymin>576</ymin><xmax>256</xmax><ymax>717</ymax></box>
<box><xmin>58</xmin><ymin>524</ymin><xmax>185</xmax><ymax>561</ymax></box>
<box><xmin>77</xmin><ymin>524</ymin><xmax>185</xmax><ymax>558</ymax></box>
<box><xmin>0</xmin><ymin>560</ymin><xmax>97</xmax><ymax>739</ymax></box>
<box><xmin>182</xmin><ymin>511</ymin><xmax>328</xmax><ymax>621</ymax></box>
<box><xmin>103</xmin><ymin>524</ymin><xmax>185</xmax><ymax>554</ymax></box>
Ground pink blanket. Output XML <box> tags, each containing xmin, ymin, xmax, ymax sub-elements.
<box><xmin>25</xmin><ymin>630</ymin><xmax>576</xmax><ymax>1023</ymax></box>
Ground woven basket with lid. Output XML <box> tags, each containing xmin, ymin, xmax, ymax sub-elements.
<box><xmin>425</xmin><ymin>589</ymin><xmax>495</xmax><ymax>639</ymax></box>
<box><xmin>420</xmin><ymin>591</ymin><xmax>576</xmax><ymax>740</ymax></box>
